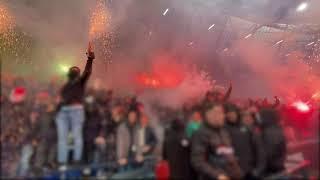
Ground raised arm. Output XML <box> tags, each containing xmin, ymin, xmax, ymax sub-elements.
<box><xmin>80</xmin><ymin>50</ymin><xmax>95</xmax><ymax>84</ymax></box>
<box><xmin>271</xmin><ymin>96</ymin><xmax>280</xmax><ymax>108</ymax></box>
<box><xmin>223</xmin><ymin>82</ymin><xmax>233</xmax><ymax>101</ymax></box>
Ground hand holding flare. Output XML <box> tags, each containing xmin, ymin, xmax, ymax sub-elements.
<box><xmin>86</xmin><ymin>42</ymin><xmax>95</xmax><ymax>60</ymax></box>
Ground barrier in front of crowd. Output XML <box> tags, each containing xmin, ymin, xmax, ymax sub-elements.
<box><xmin>40</xmin><ymin>138</ymin><xmax>318</xmax><ymax>179</ymax></box>
<box><xmin>42</xmin><ymin>156</ymin><xmax>157</xmax><ymax>180</ymax></box>
<box><xmin>268</xmin><ymin>138</ymin><xmax>319</xmax><ymax>180</ymax></box>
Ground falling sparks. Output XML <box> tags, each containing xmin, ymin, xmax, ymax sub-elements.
<box><xmin>274</xmin><ymin>40</ymin><xmax>284</xmax><ymax>45</ymax></box>
<box><xmin>163</xmin><ymin>8</ymin><xmax>169</xmax><ymax>16</ymax></box>
<box><xmin>89</xmin><ymin>0</ymin><xmax>110</xmax><ymax>41</ymax></box>
<box><xmin>88</xmin><ymin>0</ymin><xmax>115</xmax><ymax>63</ymax></box>
<box><xmin>0</xmin><ymin>3</ymin><xmax>32</xmax><ymax>63</ymax></box>
<box><xmin>0</xmin><ymin>3</ymin><xmax>14</xmax><ymax>34</ymax></box>
<box><xmin>306</xmin><ymin>42</ymin><xmax>314</xmax><ymax>46</ymax></box>
<box><xmin>208</xmin><ymin>24</ymin><xmax>215</xmax><ymax>30</ymax></box>
<box><xmin>244</xmin><ymin>34</ymin><xmax>252</xmax><ymax>39</ymax></box>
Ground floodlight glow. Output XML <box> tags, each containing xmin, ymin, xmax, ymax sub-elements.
<box><xmin>60</xmin><ymin>65</ymin><xmax>69</xmax><ymax>73</ymax></box>
<box><xmin>296</xmin><ymin>2</ymin><xmax>308</xmax><ymax>12</ymax></box>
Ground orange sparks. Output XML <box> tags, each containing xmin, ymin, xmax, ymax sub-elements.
<box><xmin>0</xmin><ymin>3</ymin><xmax>14</xmax><ymax>33</ymax></box>
<box><xmin>89</xmin><ymin>0</ymin><xmax>109</xmax><ymax>40</ymax></box>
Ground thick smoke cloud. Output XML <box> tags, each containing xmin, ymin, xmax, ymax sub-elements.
<box><xmin>232</xmin><ymin>39</ymin><xmax>320</xmax><ymax>102</ymax></box>
<box><xmin>3</xmin><ymin>0</ymin><xmax>320</xmax><ymax>105</ymax></box>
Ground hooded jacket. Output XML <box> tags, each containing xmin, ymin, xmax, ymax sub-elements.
<box><xmin>259</xmin><ymin>108</ymin><xmax>286</xmax><ymax>175</ymax></box>
<box><xmin>225</xmin><ymin>104</ymin><xmax>265</xmax><ymax>177</ymax></box>
<box><xmin>163</xmin><ymin>119</ymin><xmax>196</xmax><ymax>180</ymax></box>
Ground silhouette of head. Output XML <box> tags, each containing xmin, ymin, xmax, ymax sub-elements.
<box><xmin>68</xmin><ymin>66</ymin><xmax>80</xmax><ymax>80</ymax></box>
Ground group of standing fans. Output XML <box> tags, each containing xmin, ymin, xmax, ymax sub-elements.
<box><xmin>163</xmin><ymin>95</ymin><xmax>286</xmax><ymax>180</ymax></box>
<box><xmin>1</xmin><ymin>51</ymin><xmax>317</xmax><ymax>179</ymax></box>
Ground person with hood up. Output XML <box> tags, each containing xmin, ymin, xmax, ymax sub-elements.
<box><xmin>163</xmin><ymin>118</ymin><xmax>196</xmax><ymax>180</ymax></box>
<box><xmin>259</xmin><ymin>108</ymin><xmax>287</xmax><ymax>177</ymax></box>
<box><xmin>224</xmin><ymin>103</ymin><xmax>265</xmax><ymax>179</ymax></box>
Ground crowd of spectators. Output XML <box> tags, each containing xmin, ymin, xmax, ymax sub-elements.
<box><xmin>1</xmin><ymin>72</ymin><xmax>318</xmax><ymax>179</ymax></box>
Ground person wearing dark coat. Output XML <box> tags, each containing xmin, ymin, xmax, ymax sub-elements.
<box><xmin>224</xmin><ymin>103</ymin><xmax>265</xmax><ymax>179</ymax></box>
<box><xmin>83</xmin><ymin>96</ymin><xmax>103</xmax><ymax>163</ymax></box>
<box><xmin>162</xmin><ymin>119</ymin><xmax>196</xmax><ymax>180</ymax></box>
<box><xmin>191</xmin><ymin>103</ymin><xmax>242</xmax><ymax>180</ymax></box>
<box><xmin>259</xmin><ymin>108</ymin><xmax>287</xmax><ymax>177</ymax></box>
<box><xmin>55</xmin><ymin>46</ymin><xmax>94</xmax><ymax>166</ymax></box>
<box><xmin>94</xmin><ymin>105</ymin><xmax>123</xmax><ymax>163</ymax></box>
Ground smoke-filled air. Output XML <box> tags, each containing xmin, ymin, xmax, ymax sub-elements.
<box><xmin>1</xmin><ymin>0</ymin><xmax>320</xmax><ymax>105</ymax></box>
<box><xmin>1</xmin><ymin>0</ymin><xmax>319</xmax><ymax>179</ymax></box>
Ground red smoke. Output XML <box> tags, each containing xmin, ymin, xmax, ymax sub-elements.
<box><xmin>136</xmin><ymin>56</ymin><xmax>186</xmax><ymax>89</ymax></box>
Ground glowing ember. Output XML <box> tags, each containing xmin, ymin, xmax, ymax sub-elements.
<box><xmin>292</xmin><ymin>101</ymin><xmax>310</xmax><ymax>112</ymax></box>
<box><xmin>89</xmin><ymin>0</ymin><xmax>110</xmax><ymax>41</ymax></box>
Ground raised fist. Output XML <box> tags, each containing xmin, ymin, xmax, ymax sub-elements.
<box><xmin>86</xmin><ymin>42</ymin><xmax>95</xmax><ymax>60</ymax></box>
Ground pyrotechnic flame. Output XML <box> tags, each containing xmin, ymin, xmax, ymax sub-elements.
<box><xmin>89</xmin><ymin>0</ymin><xmax>110</xmax><ymax>41</ymax></box>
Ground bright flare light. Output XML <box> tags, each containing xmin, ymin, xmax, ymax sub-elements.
<box><xmin>296</xmin><ymin>2</ymin><xmax>308</xmax><ymax>12</ymax></box>
<box><xmin>292</xmin><ymin>101</ymin><xmax>310</xmax><ymax>112</ymax></box>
